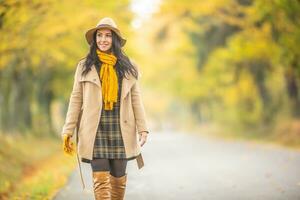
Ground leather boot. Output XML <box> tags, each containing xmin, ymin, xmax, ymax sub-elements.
<box><xmin>92</xmin><ymin>171</ymin><xmax>111</xmax><ymax>200</ymax></box>
<box><xmin>110</xmin><ymin>173</ymin><xmax>127</xmax><ymax>200</ymax></box>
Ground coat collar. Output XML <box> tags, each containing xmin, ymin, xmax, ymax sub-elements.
<box><xmin>79</xmin><ymin>64</ymin><xmax>137</xmax><ymax>99</ymax></box>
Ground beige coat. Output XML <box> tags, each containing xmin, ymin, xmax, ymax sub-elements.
<box><xmin>61</xmin><ymin>58</ymin><xmax>149</xmax><ymax>173</ymax></box>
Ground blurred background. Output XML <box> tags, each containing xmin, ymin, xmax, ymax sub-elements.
<box><xmin>1</xmin><ymin>0</ymin><xmax>300</xmax><ymax>199</ymax></box>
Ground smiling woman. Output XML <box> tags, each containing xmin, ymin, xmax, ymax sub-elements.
<box><xmin>96</xmin><ymin>29</ymin><xmax>113</xmax><ymax>53</ymax></box>
<box><xmin>61</xmin><ymin>17</ymin><xmax>149</xmax><ymax>200</ymax></box>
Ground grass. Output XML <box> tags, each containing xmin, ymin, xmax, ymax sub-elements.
<box><xmin>0</xmin><ymin>133</ymin><xmax>76</xmax><ymax>200</ymax></box>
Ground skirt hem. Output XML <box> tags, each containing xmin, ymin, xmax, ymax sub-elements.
<box><xmin>81</xmin><ymin>154</ymin><xmax>139</xmax><ymax>163</ymax></box>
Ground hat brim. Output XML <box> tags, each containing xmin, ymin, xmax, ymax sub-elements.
<box><xmin>85</xmin><ymin>25</ymin><xmax>126</xmax><ymax>47</ymax></box>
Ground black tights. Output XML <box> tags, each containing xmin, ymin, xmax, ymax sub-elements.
<box><xmin>91</xmin><ymin>158</ymin><xmax>127</xmax><ymax>177</ymax></box>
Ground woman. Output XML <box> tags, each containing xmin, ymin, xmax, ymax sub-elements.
<box><xmin>61</xmin><ymin>17</ymin><xmax>149</xmax><ymax>200</ymax></box>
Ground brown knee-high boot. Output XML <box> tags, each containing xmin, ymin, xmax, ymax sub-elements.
<box><xmin>110</xmin><ymin>173</ymin><xmax>127</xmax><ymax>200</ymax></box>
<box><xmin>92</xmin><ymin>171</ymin><xmax>111</xmax><ymax>200</ymax></box>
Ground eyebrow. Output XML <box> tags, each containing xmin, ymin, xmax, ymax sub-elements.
<box><xmin>97</xmin><ymin>32</ymin><xmax>112</xmax><ymax>35</ymax></box>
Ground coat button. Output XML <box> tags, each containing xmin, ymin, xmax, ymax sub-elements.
<box><xmin>93</xmin><ymin>78</ymin><xmax>96</xmax><ymax>81</ymax></box>
<box><xmin>124</xmin><ymin>120</ymin><xmax>127</xmax><ymax>123</ymax></box>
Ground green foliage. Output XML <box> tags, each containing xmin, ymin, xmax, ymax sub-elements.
<box><xmin>1</xmin><ymin>0</ymin><xmax>300</xmax><ymax>140</ymax></box>
<box><xmin>0</xmin><ymin>0</ymin><xmax>133</xmax><ymax>134</ymax></box>
<box><xmin>140</xmin><ymin>0</ymin><xmax>300</xmax><ymax>135</ymax></box>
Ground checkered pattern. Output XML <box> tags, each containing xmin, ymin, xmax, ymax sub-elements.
<box><xmin>92</xmin><ymin>70</ymin><xmax>127</xmax><ymax>159</ymax></box>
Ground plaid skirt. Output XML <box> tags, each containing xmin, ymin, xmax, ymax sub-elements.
<box><xmin>92</xmin><ymin>72</ymin><xmax>127</xmax><ymax>159</ymax></box>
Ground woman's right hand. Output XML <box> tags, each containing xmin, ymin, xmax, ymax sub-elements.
<box><xmin>62</xmin><ymin>134</ymin><xmax>75</xmax><ymax>155</ymax></box>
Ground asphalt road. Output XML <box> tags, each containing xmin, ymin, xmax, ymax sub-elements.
<box><xmin>53</xmin><ymin>131</ymin><xmax>300</xmax><ymax>200</ymax></box>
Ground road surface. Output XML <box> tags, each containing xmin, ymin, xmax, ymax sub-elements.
<box><xmin>54</xmin><ymin>131</ymin><xmax>300</xmax><ymax>200</ymax></box>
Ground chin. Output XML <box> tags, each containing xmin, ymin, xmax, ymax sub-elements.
<box><xmin>99</xmin><ymin>48</ymin><xmax>111</xmax><ymax>52</ymax></box>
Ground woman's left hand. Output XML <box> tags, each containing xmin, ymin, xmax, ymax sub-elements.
<box><xmin>138</xmin><ymin>131</ymin><xmax>148</xmax><ymax>147</ymax></box>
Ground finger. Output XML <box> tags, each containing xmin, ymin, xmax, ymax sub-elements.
<box><xmin>70</xmin><ymin>144</ymin><xmax>75</xmax><ymax>153</ymax></box>
<box><xmin>63</xmin><ymin>143</ymin><xmax>69</xmax><ymax>152</ymax></box>
<box><xmin>67</xmin><ymin>145</ymin><xmax>73</xmax><ymax>153</ymax></box>
<box><xmin>71</xmin><ymin>142</ymin><xmax>75</xmax><ymax>151</ymax></box>
<box><xmin>63</xmin><ymin>143</ymin><xmax>72</xmax><ymax>154</ymax></box>
<box><xmin>67</xmin><ymin>147</ymin><xmax>73</xmax><ymax>155</ymax></box>
<box><xmin>140</xmin><ymin>138</ymin><xmax>146</xmax><ymax>147</ymax></box>
<box><xmin>67</xmin><ymin>140</ymin><xmax>73</xmax><ymax>149</ymax></box>
<box><xmin>66</xmin><ymin>136</ymin><xmax>70</xmax><ymax>144</ymax></box>
<box><xmin>143</xmin><ymin>137</ymin><xmax>147</xmax><ymax>145</ymax></box>
<box><xmin>63</xmin><ymin>137</ymin><xmax>69</xmax><ymax>147</ymax></box>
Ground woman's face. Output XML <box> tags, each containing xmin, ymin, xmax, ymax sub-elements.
<box><xmin>96</xmin><ymin>28</ymin><xmax>113</xmax><ymax>53</ymax></box>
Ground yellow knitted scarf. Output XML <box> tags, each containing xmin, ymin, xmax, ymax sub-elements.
<box><xmin>96</xmin><ymin>49</ymin><xmax>118</xmax><ymax>110</ymax></box>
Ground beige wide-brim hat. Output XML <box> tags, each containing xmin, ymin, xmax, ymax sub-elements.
<box><xmin>85</xmin><ymin>17</ymin><xmax>126</xmax><ymax>47</ymax></box>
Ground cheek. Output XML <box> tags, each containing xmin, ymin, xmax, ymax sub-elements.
<box><xmin>108</xmin><ymin>38</ymin><xmax>113</xmax><ymax>45</ymax></box>
<box><xmin>96</xmin><ymin>36</ymin><xmax>101</xmax><ymax>43</ymax></box>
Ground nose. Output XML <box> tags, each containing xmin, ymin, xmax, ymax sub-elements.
<box><xmin>100</xmin><ymin>35</ymin><xmax>107</xmax><ymax>42</ymax></box>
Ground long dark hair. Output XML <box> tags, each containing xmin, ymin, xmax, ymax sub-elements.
<box><xmin>82</xmin><ymin>29</ymin><xmax>138</xmax><ymax>80</ymax></box>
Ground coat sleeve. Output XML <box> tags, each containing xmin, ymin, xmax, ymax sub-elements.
<box><xmin>130</xmin><ymin>63</ymin><xmax>149</xmax><ymax>135</ymax></box>
<box><xmin>61</xmin><ymin>60</ymin><xmax>84</xmax><ymax>138</ymax></box>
